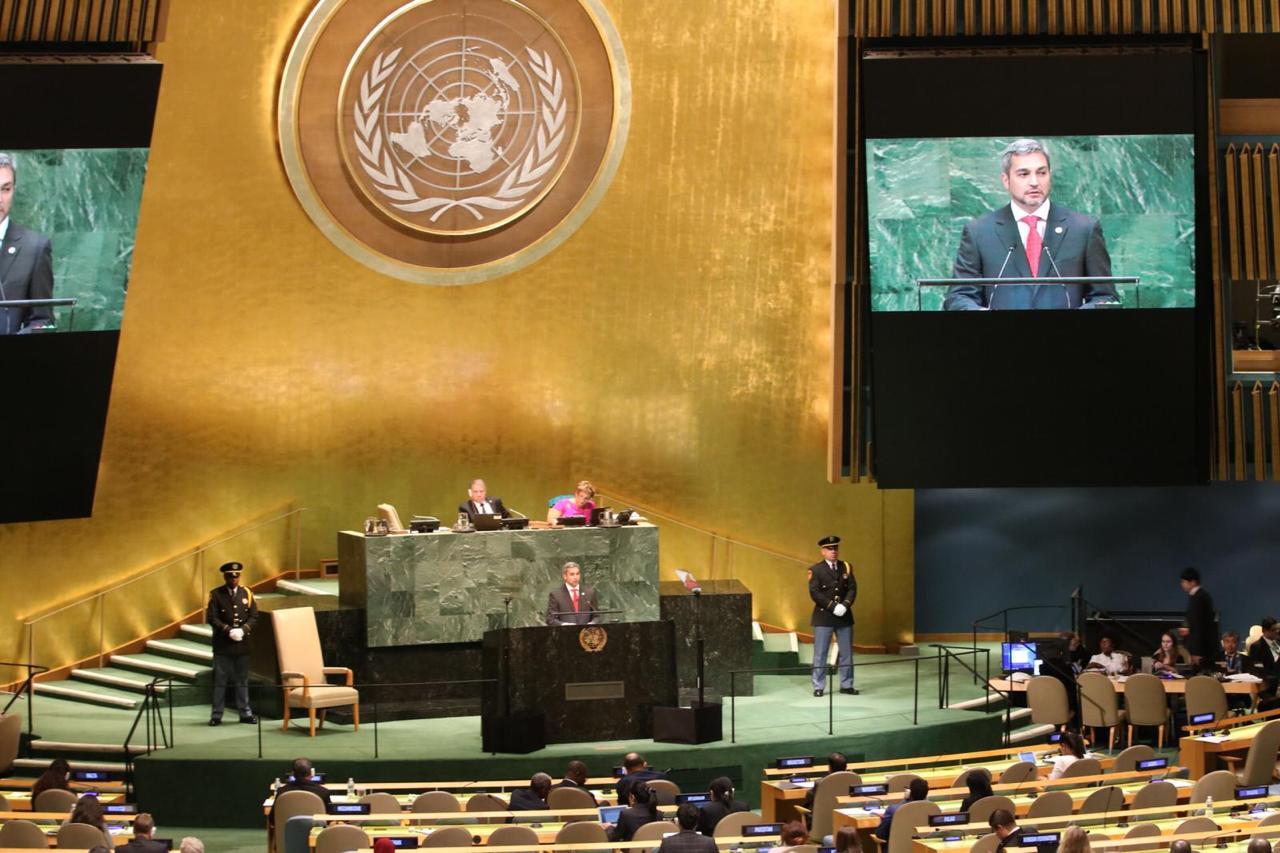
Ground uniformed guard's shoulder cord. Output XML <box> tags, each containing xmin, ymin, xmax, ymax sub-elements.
<box><xmin>244</xmin><ymin>588</ymin><xmax>254</xmax><ymax>605</ymax></box>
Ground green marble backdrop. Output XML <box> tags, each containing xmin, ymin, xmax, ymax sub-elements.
<box><xmin>8</xmin><ymin>148</ymin><xmax>150</xmax><ymax>331</ymax></box>
<box><xmin>866</xmin><ymin>135</ymin><xmax>1196</xmax><ymax>311</ymax></box>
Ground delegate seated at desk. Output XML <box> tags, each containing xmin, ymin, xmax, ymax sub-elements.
<box><xmin>547</xmin><ymin>561</ymin><xmax>600</xmax><ymax>626</ymax></box>
<box><xmin>458</xmin><ymin>478</ymin><xmax>509</xmax><ymax>519</ymax></box>
<box><xmin>1084</xmin><ymin>634</ymin><xmax>1132</xmax><ymax>676</ymax></box>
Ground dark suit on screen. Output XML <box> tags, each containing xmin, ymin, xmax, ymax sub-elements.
<box><xmin>546</xmin><ymin>584</ymin><xmax>600</xmax><ymax>626</ymax></box>
<box><xmin>1184</xmin><ymin>586</ymin><xmax>1216</xmax><ymax>662</ymax></box>
<box><xmin>458</xmin><ymin>497</ymin><xmax>508</xmax><ymax>518</ymax></box>
<box><xmin>0</xmin><ymin>222</ymin><xmax>54</xmax><ymax>335</ymax></box>
<box><xmin>945</xmin><ymin>202</ymin><xmax>1117</xmax><ymax>311</ymax></box>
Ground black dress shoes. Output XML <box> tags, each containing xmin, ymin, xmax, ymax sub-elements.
<box><xmin>239</xmin><ymin>715</ymin><xmax>258</xmax><ymax>724</ymax></box>
<box><xmin>813</xmin><ymin>689</ymin><xmax>824</xmax><ymax>697</ymax></box>
<box><xmin>840</xmin><ymin>687</ymin><xmax>860</xmax><ymax>695</ymax></box>
<box><xmin>208</xmin><ymin>718</ymin><xmax>221</xmax><ymax>726</ymax></box>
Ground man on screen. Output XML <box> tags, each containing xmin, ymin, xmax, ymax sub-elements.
<box><xmin>944</xmin><ymin>139</ymin><xmax>1118</xmax><ymax>311</ymax></box>
<box><xmin>0</xmin><ymin>153</ymin><xmax>55</xmax><ymax>335</ymax></box>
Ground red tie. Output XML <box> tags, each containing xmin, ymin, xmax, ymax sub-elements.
<box><xmin>571</xmin><ymin>588</ymin><xmax>579</xmax><ymax>612</ymax></box>
<box><xmin>1022</xmin><ymin>215</ymin><xmax>1042</xmax><ymax>277</ymax></box>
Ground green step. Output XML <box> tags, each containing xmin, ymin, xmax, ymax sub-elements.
<box><xmin>180</xmin><ymin>624</ymin><xmax>214</xmax><ymax>644</ymax></box>
<box><xmin>110</xmin><ymin>652</ymin><xmax>210</xmax><ymax>680</ymax></box>
<box><xmin>33</xmin><ymin>681</ymin><xmax>140</xmax><ymax>710</ymax></box>
<box><xmin>146</xmin><ymin>637</ymin><xmax>215</xmax><ymax>662</ymax></box>
<box><xmin>275</xmin><ymin>578</ymin><xmax>339</xmax><ymax>596</ymax></box>
<box><xmin>70</xmin><ymin>666</ymin><xmax>171</xmax><ymax>694</ymax></box>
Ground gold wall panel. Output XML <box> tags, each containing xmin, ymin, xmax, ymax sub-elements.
<box><xmin>0</xmin><ymin>0</ymin><xmax>915</xmax><ymax>672</ymax></box>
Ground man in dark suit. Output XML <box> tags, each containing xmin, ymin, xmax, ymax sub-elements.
<box><xmin>989</xmin><ymin>809</ymin><xmax>1034</xmax><ymax>853</ymax></box>
<box><xmin>801</xmin><ymin>752</ymin><xmax>847</xmax><ymax>821</ymax></box>
<box><xmin>458</xmin><ymin>478</ymin><xmax>509</xmax><ymax>519</ymax></box>
<box><xmin>1178</xmin><ymin>567</ymin><xmax>1216</xmax><ymax>670</ymax></box>
<box><xmin>616</xmin><ymin>752</ymin><xmax>667</xmax><ymax>803</ymax></box>
<box><xmin>272</xmin><ymin>758</ymin><xmax>332</xmax><ymax>812</ymax></box>
<box><xmin>945</xmin><ymin>139</ymin><xmax>1117</xmax><ymax>311</ymax></box>
<box><xmin>206</xmin><ymin>561</ymin><xmax>258</xmax><ymax>725</ymax></box>
<box><xmin>115</xmin><ymin>813</ymin><xmax>167</xmax><ymax>853</ymax></box>
<box><xmin>551</xmin><ymin>759</ymin><xmax>597</xmax><ymax>804</ymax></box>
<box><xmin>661</xmin><ymin>803</ymin><xmax>718</xmax><ymax>853</ymax></box>
<box><xmin>509</xmin><ymin>773</ymin><xmax>552</xmax><ymax>811</ymax></box>
<box><xmin>546</xmin><ymin>561</ymin><xmax>600</xmax><ymax>626</ymax></box>
<box><xmin>0</xmin><ymin>154</ymin><xmax>55</xmax><ymax>336</ymax></box>
<box><xmin>809</xmin><ymin>535</ymin><xmax>857</xmax><ymax>697</ymax></box>
<box><xmin>1249</xmin><ymin>617</ymin><xmax>1280</xmax><ymax>710</ymax></box>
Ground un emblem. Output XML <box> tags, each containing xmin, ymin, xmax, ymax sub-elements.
<box><xmin>280</xmin><ymin>0</ymin><xmax>629</xmax><ymax>283</ymax></box>
<box><xmin>579</xmin><ymin>626</ymin><xmax>607</xmax><ymax>653</ymax></box>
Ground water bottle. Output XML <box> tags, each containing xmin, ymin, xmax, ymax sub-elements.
<box><xmin>1204</xmin><ymin>795</ymin><xmax>1214</xmax><ymax>816</ymax></box>
<box><xmin>347</xmin><ymin>777</ymin><xmax>356</xmax><ymax>798</ymax></box>
<box><xmin>272</xmin><ymin>777</ymin><xmax>281</xmax><ymax>794</ymax></box>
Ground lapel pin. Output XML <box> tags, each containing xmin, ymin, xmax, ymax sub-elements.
<box><xmin>1054</xmin><ymin>226</ymin><xmax>1063</xmax><ymax>234</ymax></box>
<box><xmin>6</xmin><ymin>246</ymin><xmax>14</xmax><ymax>254</ymax></box>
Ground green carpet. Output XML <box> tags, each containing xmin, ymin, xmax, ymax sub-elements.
<box><xmin>12</xmin><ymin>651</ymin><xmax>1008</xmax><ymax>829</ymax></box>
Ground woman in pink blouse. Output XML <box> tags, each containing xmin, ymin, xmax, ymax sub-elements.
<box><xmin>547</xmin><ymin>480</ymin><xmax>596</xmax><ymax>524</ymax></box>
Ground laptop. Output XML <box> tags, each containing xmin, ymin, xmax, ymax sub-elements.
<box><xmin>598</xmin><ymin>805</ymin><xmax>624</xmax><ymax>824</ymax></box>
<box><xmin>589</xmin><ymin>506</ymin><xmax>612</xmax><ymax>526</ymax></box>
<box><xmin>558</xmin><ymin>515</ymin><xmax>586</xmax><ymax>527</ymax></box>
<box><xmin>471</xmin><ymin>513</ymin><xmax>503</xmax><ymax>531</ymax></box>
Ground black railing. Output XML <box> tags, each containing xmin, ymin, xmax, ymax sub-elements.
<box><xmin>121</xmin><ymin>675</ymin><xmax>172</xmax><ymax>797</ymax></box>
<box><xmin>0</xmin><ymin>660</ymin><xmax>48</xmax><ymax>743</ymax></box>
<box><xmin>0</xmin><ymin>0</ymin><xmax>164</xmax><ymax>51</ymax></box>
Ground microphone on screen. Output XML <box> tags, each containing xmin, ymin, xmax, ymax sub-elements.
<box><xmin>990</xmin><ymin>245</ymin><xmax>1017</xmax><ymax>310</ymax></box>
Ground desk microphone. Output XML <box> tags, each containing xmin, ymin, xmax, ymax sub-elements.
<box><xmin>990</xmin><ymin>245</ymin><xmax>1016</xmax><ymax>309</ymax></box>
<box><xmin>1041</xmin><ymin>244</ymin><xmax>1070</xmax><ymax>309</ymax></box>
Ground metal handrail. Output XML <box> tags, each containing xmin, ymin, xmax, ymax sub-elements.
<box><xmin>18</xmin><ymin>504</ymin><xmax>307</xmax><ymax>695</ymax></box>
<box><xmin>0</xmin><ymin>660</ymin><xmax>50</xmax><ymax>742</ymax></box>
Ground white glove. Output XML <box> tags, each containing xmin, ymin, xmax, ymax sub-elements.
<box><xmin>229</xmin><ymin>628</ymin><xmax>245</xmax><ymax>642</ymax></box>
<box><xmin>832</xmin><ymin>603</ymin><xmax>847</xmax><ymax>618</ymax></box>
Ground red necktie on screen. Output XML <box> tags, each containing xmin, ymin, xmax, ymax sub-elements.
<box><xmin>571</xmin><ymin>588</ymin><xmax>580</xmax><ymax>612</ymax></box>
<box><xmin>1022</xmin><ymin>215</ymin><xmax>1042</xmax><ymax>277</ymax></box>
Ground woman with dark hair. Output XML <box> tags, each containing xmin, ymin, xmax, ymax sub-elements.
<box><xmin>835</xmin><ymin>826</ymin><xmax>863</xmax><ymax>853</ymax></box>
<box><xmin>32</xmin><ymin>758</ymin><xmax>72</xmax><ymax>802</ymax></box>
<box><xmin>1047</xmin><ymin>731</ymin><xmax>1086</xmax><ymax>780</ymax></box>
<box><xmin>697</xmin><ymin>776</ymin><xmax>748</xmax><ymax>836</ymax></box>
<box><xmin>1151</xmin><ymin>631</ymin><xmax>1191</xmax><ymax>674</ymax></box>
<box><xmin>609</xmin><ymin>779</ymin><xmax>660</xmax><ymax>842</ymax></box>
<box><xmin>959</xmin><ymin>768</ymin><xmax>994</xmax><ymax>812</ymax></box>
<box><xmin>774</xmin><ymin>821</ymin><xmax>810</xmax><ymax>853</ymax></box>
<box><xmin>69</xmin><ymin>794</ymin><xmax>114</xmax><ymax>848</ymax></box>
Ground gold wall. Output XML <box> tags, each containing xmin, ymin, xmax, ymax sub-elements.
<box><xmin>0</xmin><ymin>0</ymin><xmax>915</xmax><ymax>672</ymax></box>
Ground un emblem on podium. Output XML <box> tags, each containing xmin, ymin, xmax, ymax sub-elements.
<box><xmin>280</xmin><ymin>0</ymin><xmax>630</xmax><ymax>283</ymax></box>
<box><xmin>579</xmin><ymin>626</ymin><xmax>607</xmax><ymax>653</ymax></box>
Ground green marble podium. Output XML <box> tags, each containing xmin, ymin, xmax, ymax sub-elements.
<box><xmin>338</xmin><ymin>525</ymin><xmax>660</xmax><ymax>647</ymax></box>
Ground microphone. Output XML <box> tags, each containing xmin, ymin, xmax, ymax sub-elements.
<box><xmin>1041</xmin><ymin>244</ymin><xmax>1071</xmax><ymax>309</ymax></box>
<box><xmin>990</xmin><ymin>245</ymin><xmax>1016</xmax><ymax>310</ymax></box>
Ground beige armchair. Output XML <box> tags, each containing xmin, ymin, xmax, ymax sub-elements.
<box><xmin>272</xmin><ymin>606</ymin><xmax>360</xmax><ymax>736</ymax></box>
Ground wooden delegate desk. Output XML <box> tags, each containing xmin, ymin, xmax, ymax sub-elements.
<box><xmin>264</xmin><ymin>789</ymin><xmax>617</xmax><ymax>814</ymax></box>
<box><xmin>990</xmin><ymin>676</ymin><xmax>1260</xmax><ymax>699</ymax></box>
<box><xmin>311</xmin><ymin>822</ymin><xmax>780</xmax><ymax>849</ymax></box>
<box><xmin>2</xmin><ymin>791</ymin><xmax>125</xmax><ymax>811</ymax></box>
<box><xmin>1179</xmin><ymin>717</ymin><xmax>1274</xmax><ymax>777</ymax></box>
<box><xmin>344</xmin><ymin>840</ymin><xmax>786</xmax><ymax>853</ymax></box>
<box><xmin>761</xmin><ymin>746</ymin><xmax>1080</xmax><ymax>822</ymax></box>
<box><xmin>913</xmin><ymin>806</ymin><xmax>1280</xmax><ymax>853</ymax></box>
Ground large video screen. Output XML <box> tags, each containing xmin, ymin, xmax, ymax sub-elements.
<box><xmin>0</xmin><ymin>61</ymin><xmax>160</xmax><ymax>524</ymax></box>
<box><xmin>867</xmin><ymin>134</ymin><xmax>1195</xmax><ymax>312</ymax></box>
<box><xmin>1</xmin><ymin>148</ymin><xmax>148</xmax><ymax>335</ymax></box>
<box><xmin>861</xmin><ymin>43</ymin><xmax>1210</xmax><ymax>488</ymax></box>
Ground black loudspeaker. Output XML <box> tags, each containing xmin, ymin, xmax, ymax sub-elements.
<box><xmin>481</xmin><ymin>712</ymin><xmax>545</xmax><ymax>753</ymax></box>
<box><xmin>652</xmin><ymin>703</ymin><xmax>722</xmax><ymax>744</ymax></box>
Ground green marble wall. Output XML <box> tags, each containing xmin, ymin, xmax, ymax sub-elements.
<box><xmin>341</xmin><ymin>525</ymin><xmax>661</xmax><ymax>647</ymax></box>
<box><xmin>866</xmin><ymin>135</ymin><xmax>1196</xmax><ymax>311</ymax></box>
<box><xmin>8</xmin><ymin>148</ymin><xmax>150</xmax><ymax>331</ymax></box>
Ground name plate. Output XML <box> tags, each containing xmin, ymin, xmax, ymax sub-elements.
<box><xmin>565</xmin><ymin>680</ymin><xmax>625</xmax><ymax>701</ymax></box>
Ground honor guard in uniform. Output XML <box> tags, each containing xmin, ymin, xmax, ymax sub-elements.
<box><xmin>206</xmin><ymin>561</ymin><xmax>258</xmax><ymax>725</ymax></box>
<box><xmin>809</xmin><ymin>535</ymin><xmax>858</xmax><ymax>697</ymax></box>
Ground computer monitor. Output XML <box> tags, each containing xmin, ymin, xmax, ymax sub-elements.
<box><xmin>1001</xmin><ymin>642</ymin><xmax>1037</xmax><ymax>673</ymax></box>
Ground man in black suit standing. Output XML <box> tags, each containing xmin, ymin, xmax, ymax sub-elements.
<box><xmin>546</xmin><ymin>562</ymin><xmax>600</xmax><ymax>626</ymax></box>
<box><xmin>1178</xmin><ymin>567</ymin><xmax>1216</xmax><ymax>671</ymax></box>
<box><xmin>458</xmin><ymin>478</ymin><xmax>508</xmax><ymax>519</ymax></box>
<box><xmin>809</xmin><ymin>535</ymin><xmax>857</xmax><ymax>697</ymax></box>
<box><xmin>206</xmin><ymin>561</ymin><xmax>258</xmax><ymax>725</ymax></box>
<box><xmin>660</xmin><ymin>804</ymin><xmax>718</xmax><ymax>853</ymax></box>
<box><xmin>0</xmin><ymin>153</ymin><xmax>55</xmax><ymax>335</ymax></box>
<box><xmin>945</xmin><ymin>139</ymin><xmax>1117</xmax><ymax>311</ymax></box>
